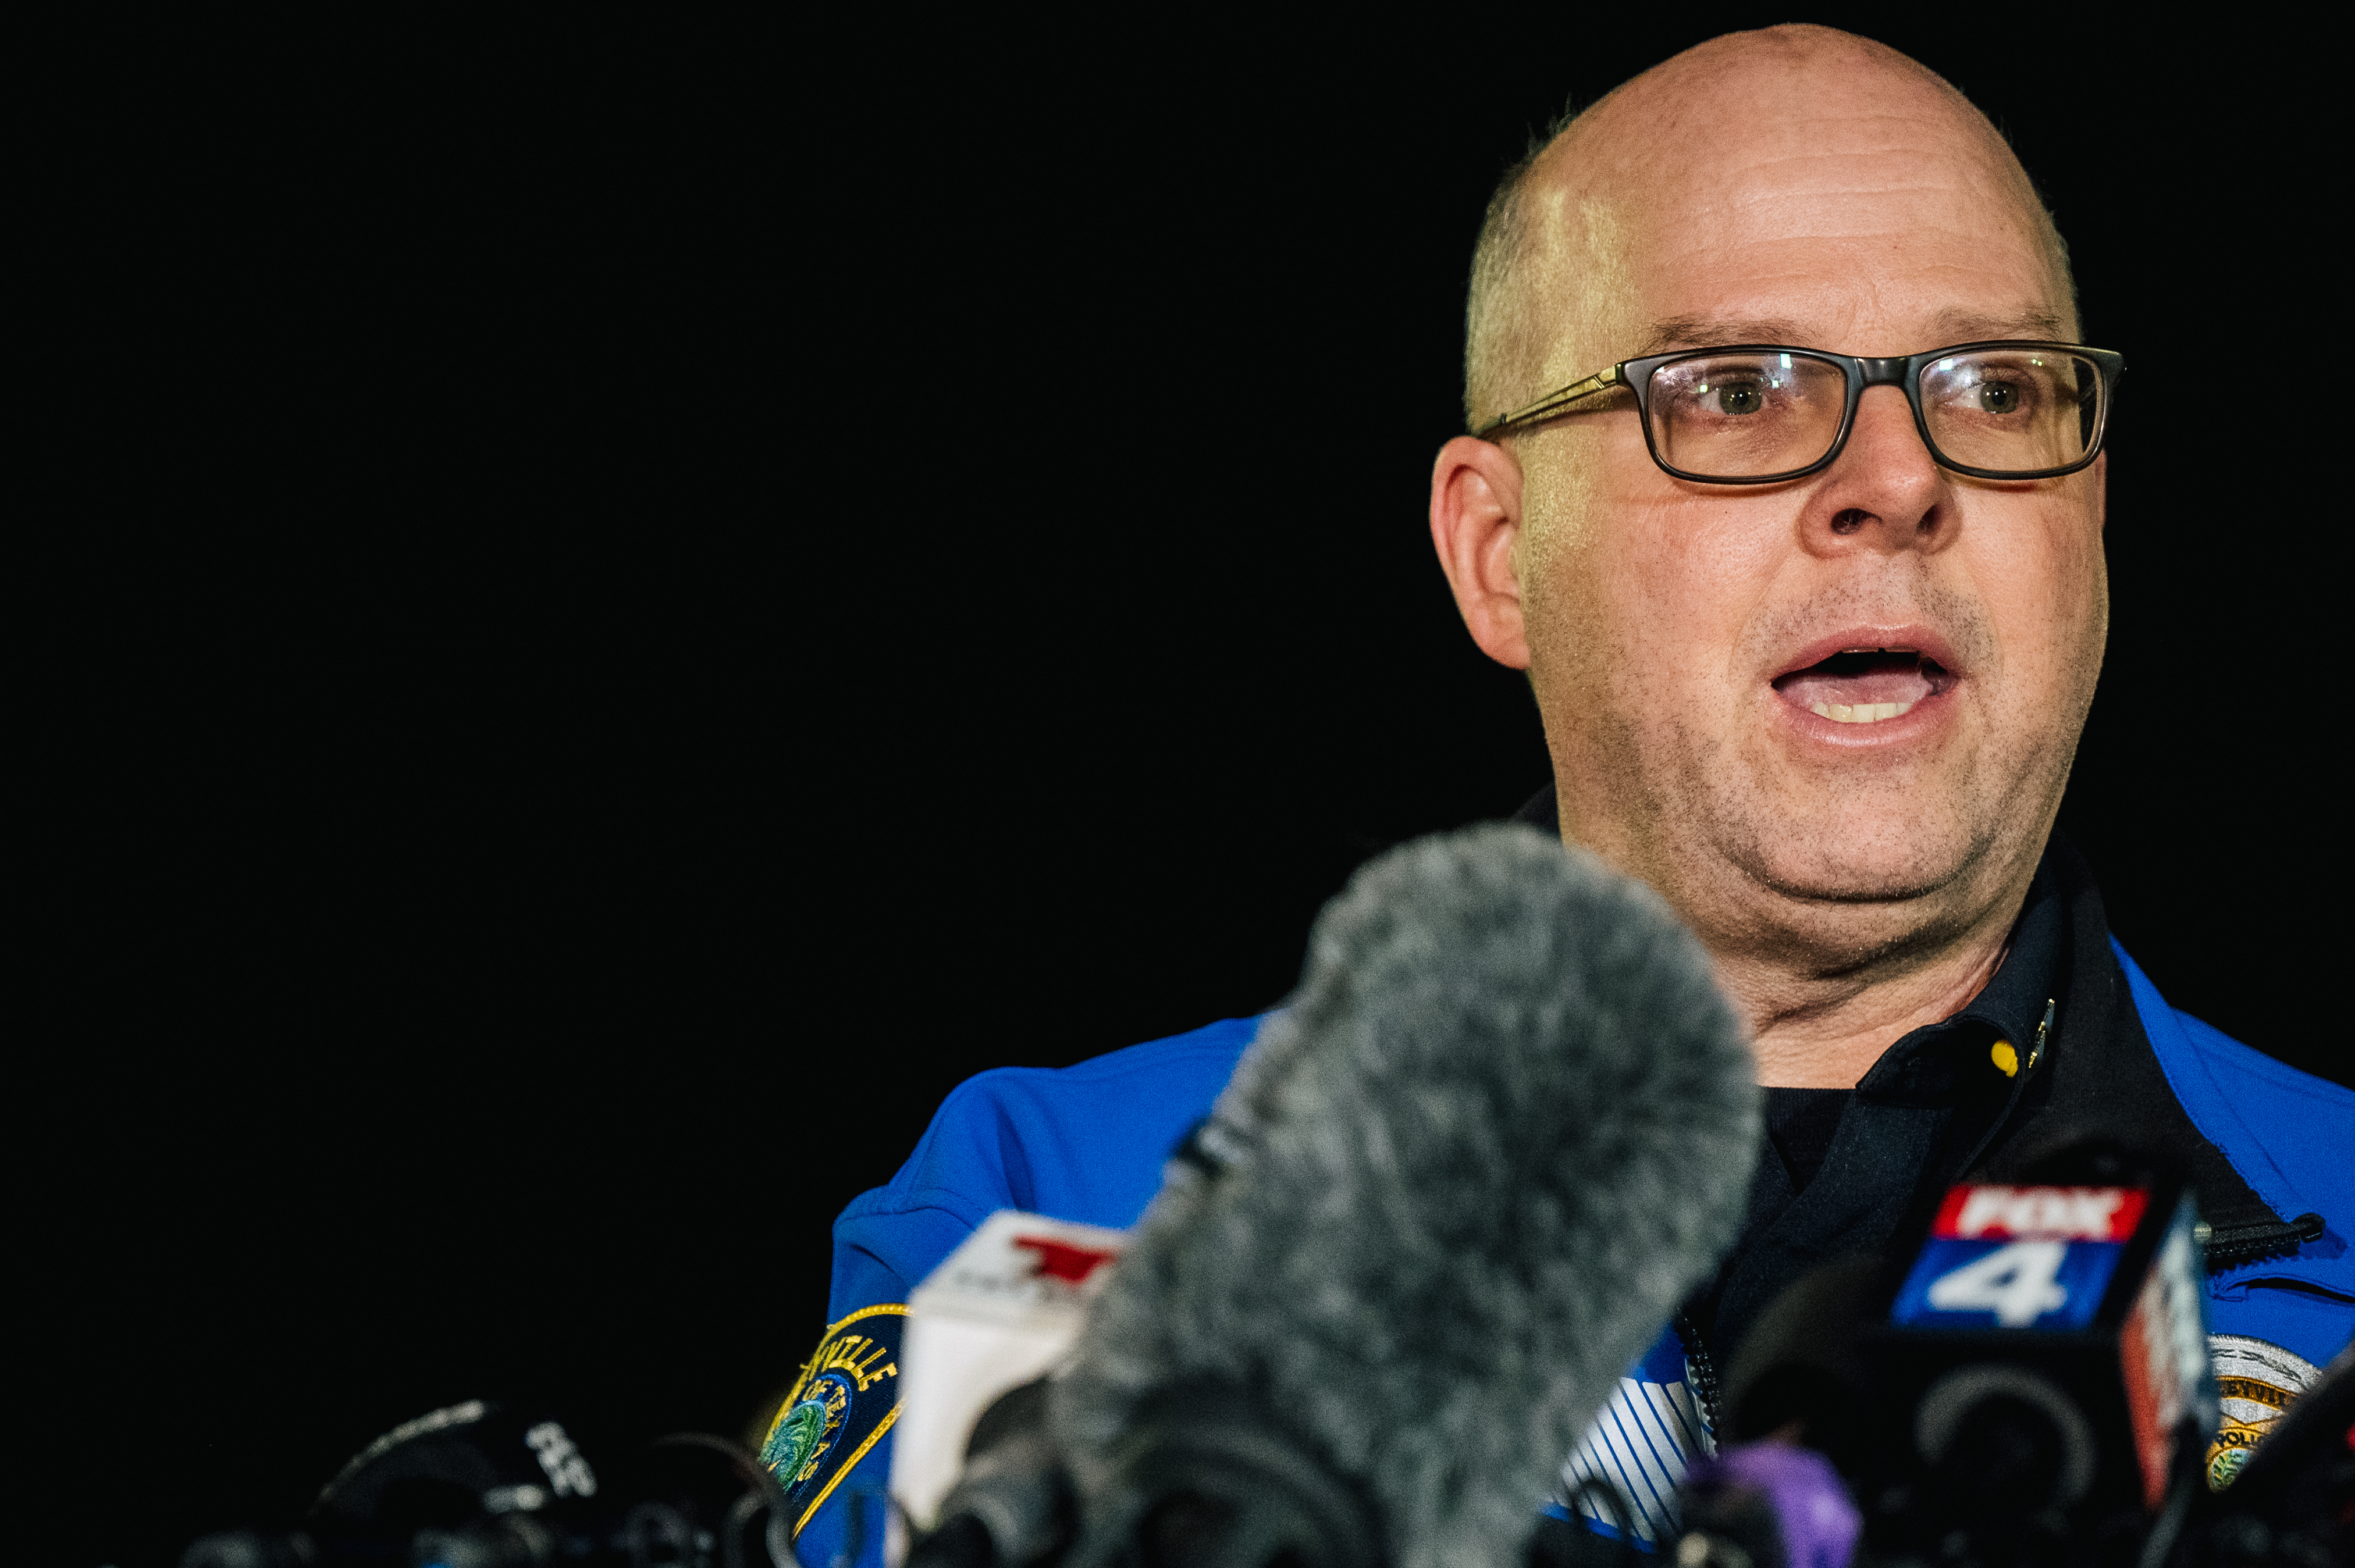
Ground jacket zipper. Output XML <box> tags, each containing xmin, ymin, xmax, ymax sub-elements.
<box><xmin>1676</xmin><ymin>1310</ymin><xmax>1723</xmax><ymax>1448</ymax></box>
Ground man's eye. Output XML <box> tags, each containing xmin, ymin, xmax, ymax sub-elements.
<box><xmin>1689</xmin><ymin>379</ymin><xmax>1769</xmax><ymax>415</ymax></box>
<box><xmin>1926</xmin><ymin>361</ymin><xmax>2055</xmax><ymax>418</ymax></box>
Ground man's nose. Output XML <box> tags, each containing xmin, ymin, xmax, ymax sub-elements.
<box><xmin>1806</xmin><ymin>384</ymin><xmax>1943</xmax><ymax>548</ymax></box>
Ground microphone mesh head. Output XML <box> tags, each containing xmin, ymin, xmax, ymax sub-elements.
<box><xmin>1057</xmin><ymin>824</ymin><xmax>1760</xmax><ymax>1568</ymax></box>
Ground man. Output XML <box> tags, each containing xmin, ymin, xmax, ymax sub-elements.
<box><xmin>774</xmin><ymin>27</ymin><xmax>2352</xmax><ymax>1564</ymax></box>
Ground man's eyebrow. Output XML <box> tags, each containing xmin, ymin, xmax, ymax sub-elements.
<box><xmin>1634</xmin><ymin>318</ymin><xmax>1808</xmax><ymax>355</ymax></box>
<box><xmin>1630</xmin><ymin>309</ymin><xmax>2073</xmax><ymax>359</ymax></box>
<box><xmin>1924</xmin><ymin>307</ymin><xmax>2071</xmax><ymax>343</ymax></box>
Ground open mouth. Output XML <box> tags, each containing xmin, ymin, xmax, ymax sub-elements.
<box><xmin>1772</xmin><ymin>648</ymin><xmax>1956</xmax><ymax>724</ymax></box>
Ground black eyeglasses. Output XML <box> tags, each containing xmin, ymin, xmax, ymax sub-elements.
<box><xmin>1475</xmin><ymin>341</ymin><xmax>2125</xmax><ymax>484</ymax></box>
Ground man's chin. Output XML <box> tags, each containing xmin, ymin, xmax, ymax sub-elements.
<box><xmin>1726</xmin><ymin>832</ymin><xmax>1993</xmax><ymax>909</ymax></box>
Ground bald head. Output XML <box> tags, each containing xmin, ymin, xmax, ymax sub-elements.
<box><xmin>1464</xmin><ymin>26</ymin><xmax>2076</xmax><ymax>429</ymax></box>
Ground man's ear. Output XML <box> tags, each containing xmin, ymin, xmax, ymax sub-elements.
<box><xmin>1429</xmin><ymin>435</ymin><xmax>1531</xmax><ymax>670</ymax></box>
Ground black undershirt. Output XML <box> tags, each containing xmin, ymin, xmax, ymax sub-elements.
<box><xmin>1763</xmin><ymin>1087</ymin><xmax>1852</xmax><ymax>1195</ymax></box>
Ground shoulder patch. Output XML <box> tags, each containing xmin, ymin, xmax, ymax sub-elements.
<box><xmin>2205</xmin><ymin>1332</ymin><xmax>2322</xmax><ymax>1491</ymax></box>
<box><xmin>762</xmin><ymin>1303</ymin><xmax>908</xmax><ymax>1536</ymax></box>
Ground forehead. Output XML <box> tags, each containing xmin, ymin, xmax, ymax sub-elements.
<box><xmin>1543</xmin><ymin>49</ymin><xmax>2068</xmax><ymax>355</ymax></box>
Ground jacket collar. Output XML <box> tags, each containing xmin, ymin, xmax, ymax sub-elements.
<box><xmin>1507</xmin><ymin>785</ymin><xmax>2283</xmax><ymax>1360</ymax></box>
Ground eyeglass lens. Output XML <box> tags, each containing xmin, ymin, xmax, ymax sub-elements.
<box><xmin>1645</xmin><ymin>348</ymin><xmax>2104</xmax><ymax>479</ymax></box>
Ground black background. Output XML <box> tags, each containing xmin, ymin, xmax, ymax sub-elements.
<box><xmin>35</xmin><ymin>12</ymin><xmax>2342</xmax><ymax>1565</ymax></box>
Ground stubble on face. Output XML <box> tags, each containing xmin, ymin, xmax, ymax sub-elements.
<box><xmin>1573</xmin><ymin>562</ymin><xmax>2101</xmax><ymax>977</ymax></box>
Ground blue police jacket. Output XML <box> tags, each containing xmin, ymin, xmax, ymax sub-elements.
<box><xmin>775</xmin><ymin>843</ymin><xmax>2352</xmax><ymax>1567</ymax></box>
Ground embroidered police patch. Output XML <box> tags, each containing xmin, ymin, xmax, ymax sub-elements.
<box><xmin>2206</xmin><ymin>1334</ymin><xmax>2321</xmax><ymax>1491</ymax></box>
<box><xmin>762</xmin><ymin>1304</ymin><xmax>908</xmax><ymax>1537</ymax></box>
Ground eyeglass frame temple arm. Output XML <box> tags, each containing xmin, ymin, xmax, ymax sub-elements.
<box><xmin>1473</xmin><ymin>364</ymin><xmax>1625</xmax><ymax>440</ymax></box>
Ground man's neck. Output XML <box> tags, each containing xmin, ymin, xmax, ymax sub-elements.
<box><xmin>1510</xmin><ymin>783</ymin><xmax>2041</xmax><ymax>1088</ymax></box>
<box><xmin>1723</xmin><ymin>922</ymin><xmax>2015</xmax><ymax>1088</ymax></box>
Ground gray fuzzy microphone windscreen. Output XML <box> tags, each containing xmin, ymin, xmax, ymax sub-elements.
<box><xmin>1052</xmin><ymin>823</ymin><xmax>1761</xmax><ymax>1568</ymax></box>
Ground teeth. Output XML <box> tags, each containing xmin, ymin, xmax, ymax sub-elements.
<box><xmin>1810</xmin><ymin>701</ymin><xmax>1915</xmax><ymax>723</ymax></box>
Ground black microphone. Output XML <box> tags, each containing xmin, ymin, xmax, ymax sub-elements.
<box><xmin>1865</xmin><ymin>1153</ymin><xmax>2217</xmax><ymax>1562</ymax></box>
<box><xmin>177</xmin><ymin>1400</ymin><xmax>794</xmax><ymax>1568</ymax></box>
<box><xmin>1026</xmin><ymin>823</ymin><xmax>1761</xmax><ymax>1568</ymax></box>
<box><xmin>1685</xmin><ymin>1143</ymin><xmax>2226</xmax><ymax>1567</ymax></box>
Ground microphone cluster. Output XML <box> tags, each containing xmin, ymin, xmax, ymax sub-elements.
<box><xmin>891</xmin><ymin>829</ymin><xmax>2350</xmax><ymax>1568</ymax></box>
<box><xmin>173</xmin><ymin>828</ymin><xmax>2350</xmax><ymax>1568</ymax></box>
